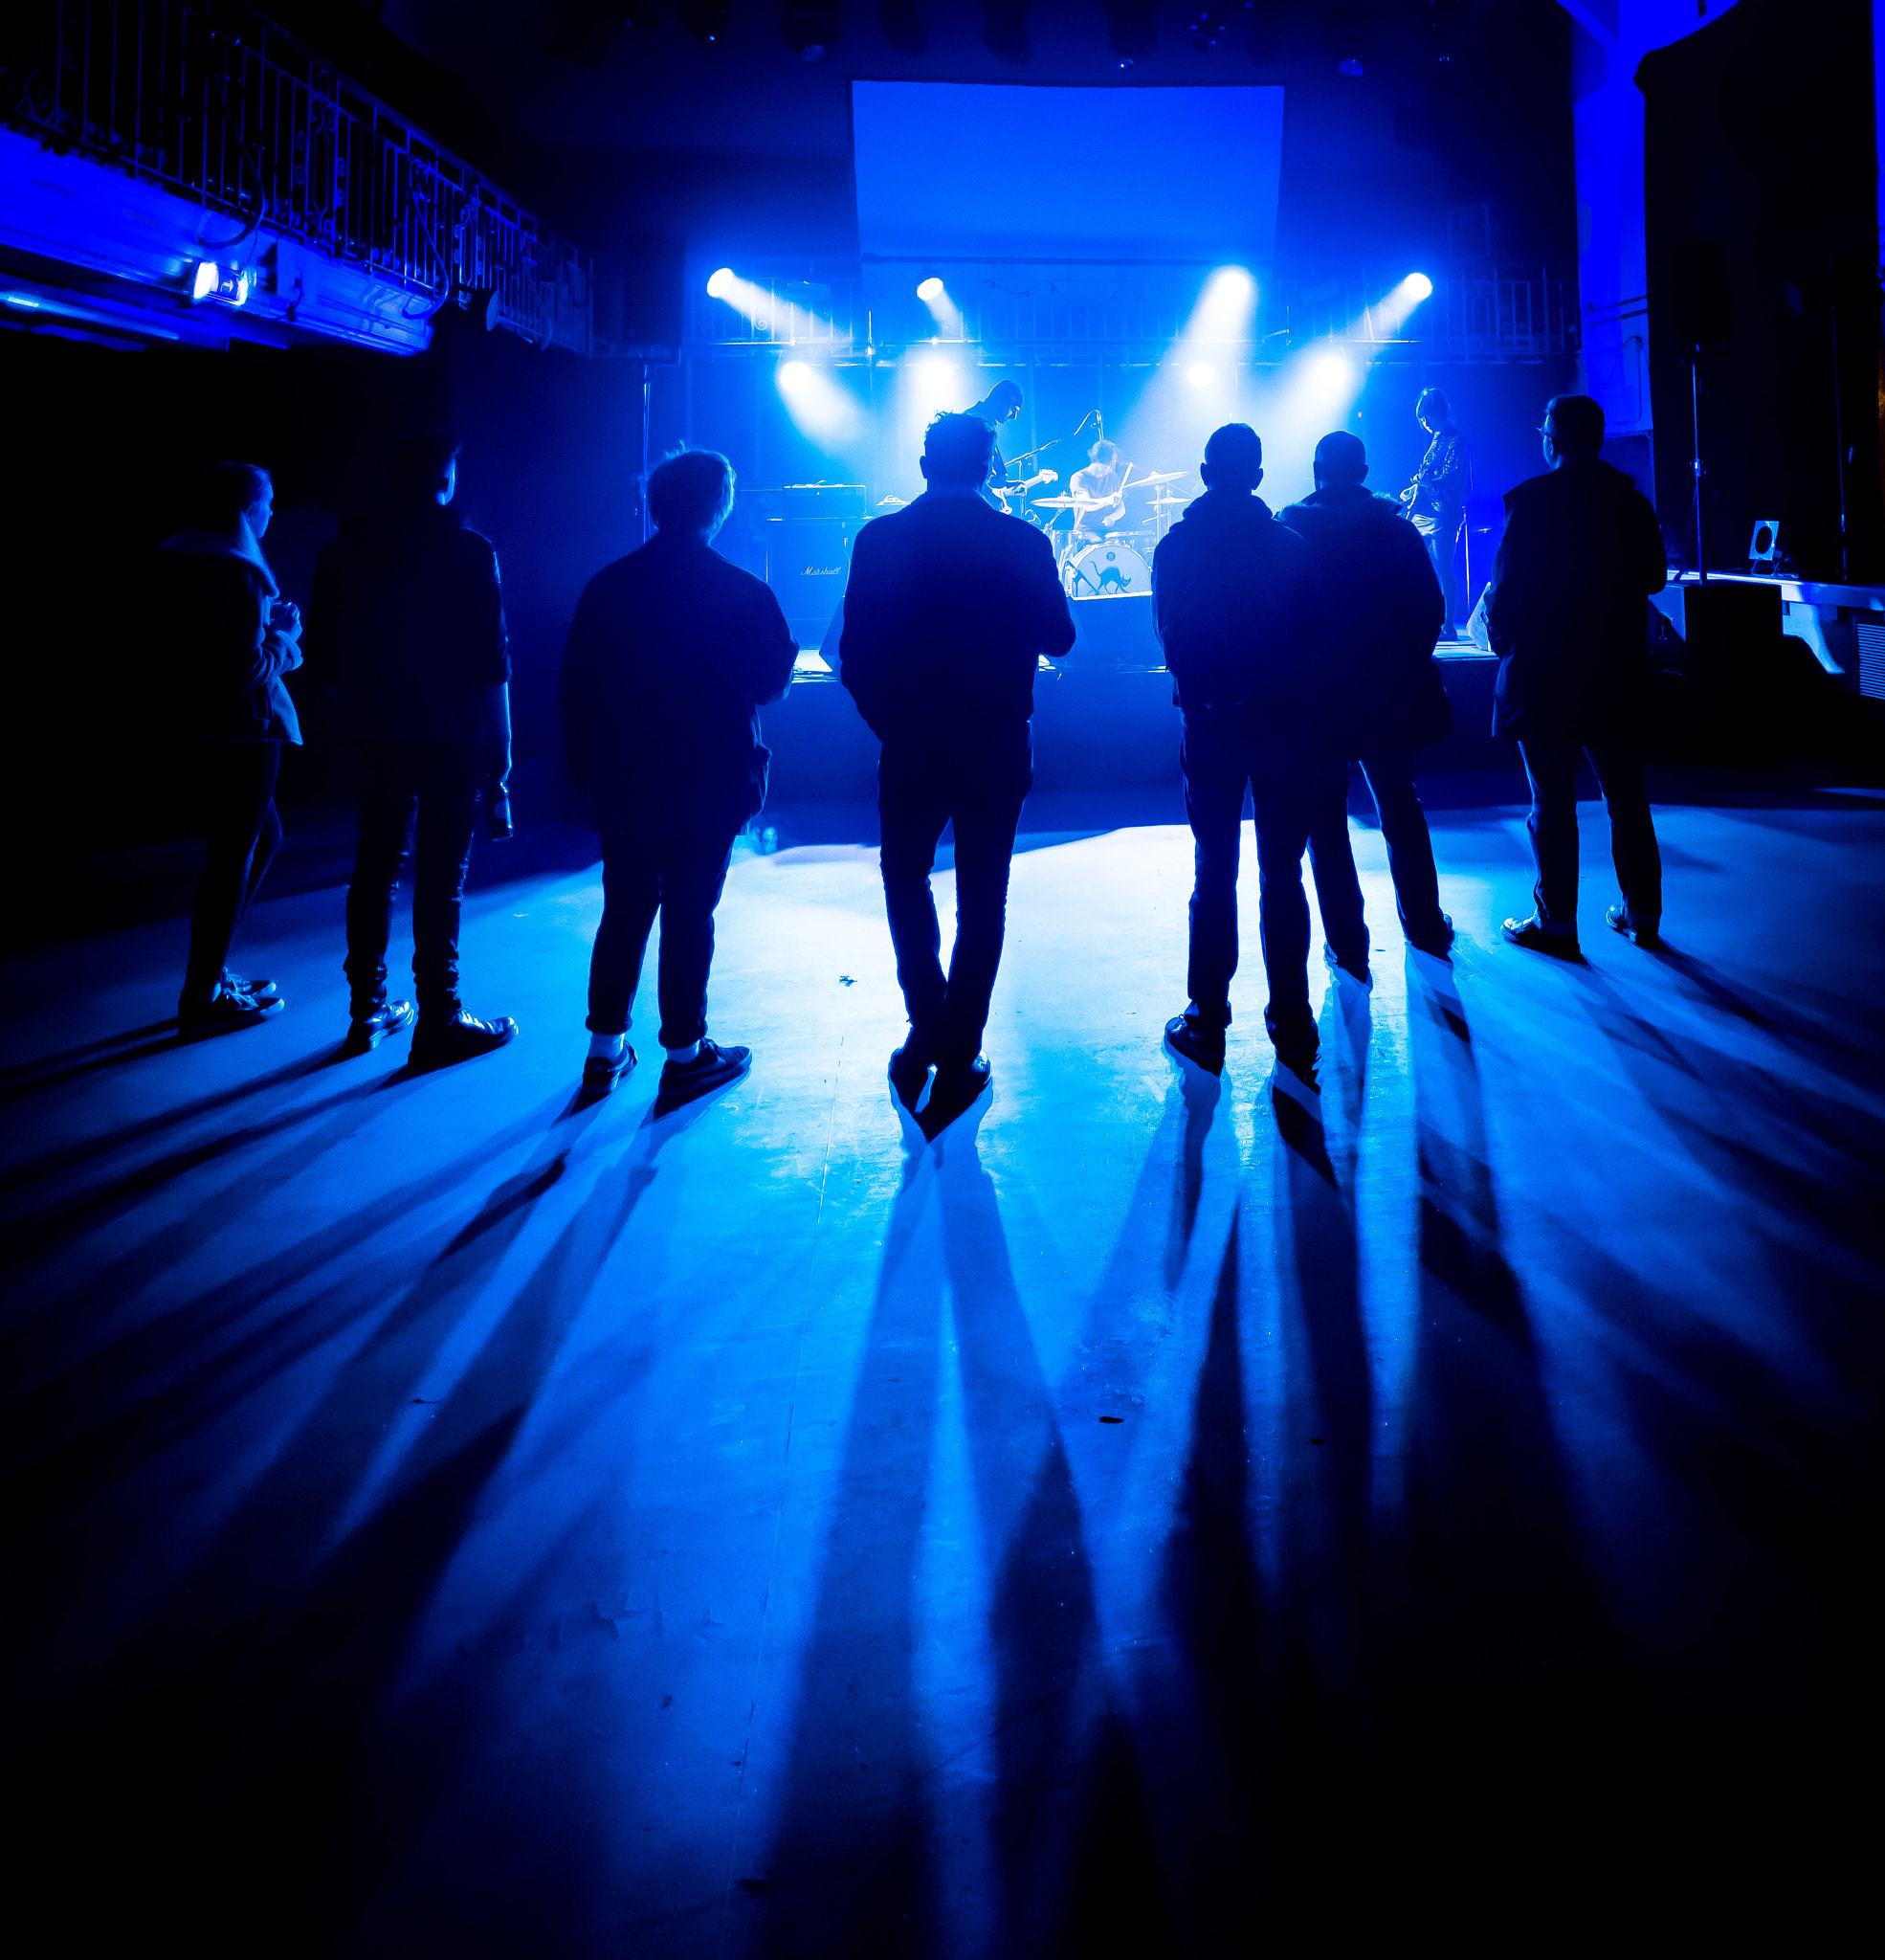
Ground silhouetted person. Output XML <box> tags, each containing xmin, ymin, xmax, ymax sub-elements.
<box><xmin>1486</xmin><ymin>393</ymin><xmax>1669</xmax><ymax>954</ymax></box>
<box><xmin>1282</xmin><ymin>431</ymin><xmax>1454</xmax><ymax>962</ymax></box>
<box><xmin>839</xmin><ymin>412</ymin><xmax>1076</xmax><ymax>1130</ymax></box>
<box><xmin>1153</xmin><ymin>422</ymin><xmax>1336</xmax><ymax>1084</ymax></box>
<box><xmin>155</xmin><ymin>460</ymin><xmax>301</xmax><ymax>1035</ymax></box>
<box><xmin>561</xmin><ymin>450</ymin><xmax>794</xmax><ymax>1104</ymax></box>
<box><xmin>967</xmin><ymin>379</ymin><xmax>1025</xmax><ymax>508</ymax></box>
<box><xmin>1402</xmin><ymin>387</ymin><xmax>1471</xmax><ymax>635</ymax></box>
<box><xmin>309</xmin><ymin>432</ymin><xmax>516</xmax><ymax>1062</ymax></box>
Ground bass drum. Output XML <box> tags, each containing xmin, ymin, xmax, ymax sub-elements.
<box><xmin>1065</xmin><ymin>540</ymin><xmax>1151</xmax><ymax>597</ymax></box>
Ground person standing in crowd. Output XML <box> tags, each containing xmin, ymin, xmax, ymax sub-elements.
<box><xmin>966</xmin><ymin>379</ymin><xmax>1026</xmax><ymax>508</ymax></box>
<box><xmin>839</xmin><ymin>412</ymin><xmax>1076</xmax><ymax>1132</ymax></box>
<box><xmin>561</xmin><ymin>449</ymin><xmax>795</xmax><ymax>1105</ymax></box>
<box><xmin>1403</xmin><ymin>388</ymin><xmax>1472</xmax><ymax>637</ymax></box>
<box><xmin>1283</xmin><ymin>431</ymin><xmax>1455</xmax><ymax>964</ymax></box>
<box><xmin>155</xmin><ymin>460</ymin><xmax>302</xmax><ymax>1035</ymax></box>
<box><xmin>1486</xmin><ymin>393</ymin><xmax>1670</xmax><ymax>955</ymax></box>
<box><xmin>308</xmin><ymin>432</ymin><xmax>516</xmax><ymax>1064</ymax></box>
<box><xmin>1154</xmin><ymin>422</ymin><xmax>1334</xmax><ymax>1085</ymax></box>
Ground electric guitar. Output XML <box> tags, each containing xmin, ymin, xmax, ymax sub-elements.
<box><xmin>994</xmin><ymin>467</ymin><xmax>1058</xmax><ymax>514</ymax></box>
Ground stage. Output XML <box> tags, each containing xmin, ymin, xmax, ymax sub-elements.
<box><xmin>4</xmin><ymin>791</ymin><xmax>1880</xmax><ymax>1951</ymax></box>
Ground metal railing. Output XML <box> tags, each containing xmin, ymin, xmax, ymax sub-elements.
<box><xmin>0</xmin><ymin>0</ymin><xmax>590</xmax><ymax>352</ymax></box>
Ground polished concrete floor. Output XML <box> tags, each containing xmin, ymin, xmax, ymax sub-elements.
<box><xmin>4</xmin><ymin>793</ymin><xmax>1881</xmax><ymax>1954</ymax></box>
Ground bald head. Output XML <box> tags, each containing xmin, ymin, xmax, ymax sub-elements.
<box><xmin>1313</xmin><ymin>431</ymin><xmax>1368</xmax><ymax>487</ymax></box>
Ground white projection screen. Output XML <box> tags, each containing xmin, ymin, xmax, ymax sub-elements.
<box><xmin>853</xmin><ymin>81</ymin><xmax>1285</xmax><ymax>262</ymax></box>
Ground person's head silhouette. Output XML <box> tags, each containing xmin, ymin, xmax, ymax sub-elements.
<box><xmin>1312</xmin><ymin>431</ymin><xmax>1368</xmax><ymax>490</ymax></box>
<box><xmin>1199</xmin><ymin>423</ymin><xmax>1263</xmax><ymax>497</ymax></box>
<box><xmin>1541</xmin><ymin>393</ymin><xmax>1604</xmax><ymax>469</ymax></box>
<box><xmin>920</xmin><ymin>412</ymin><xmax>998</xmax><ymax>492</ymax></box>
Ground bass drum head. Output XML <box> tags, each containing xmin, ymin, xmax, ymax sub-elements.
<box><xmin>1066</xmin><ymin>540</ymin><xmax>1151</xmax><ymax>596</ymax></box>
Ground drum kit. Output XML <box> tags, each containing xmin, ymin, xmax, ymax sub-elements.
<box><xmin>1029</xmin><ymin>470</ymin><xmax>1191</xmax><ymax>594</ymax></box>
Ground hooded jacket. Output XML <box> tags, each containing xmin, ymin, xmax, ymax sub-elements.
<box><xmin>308</xmin><ymin>503</ymin><xmax>508</xmax><ymax>746</ymax></box>
<box><xmin>1483</xmin><ymin>459</ymin><xmax>1668</xmax><ymax>741</ymax></box>
<box><xmin>1279</xmin><ymin>483</ymin><xmax>1450</xmax><ymax>755</ymax></box>
<box><xmin>1151</xmin><ymin>489</ymin><xmax>1317</xmax><ymax>728</ymax></box>
<box><xmin>152</xmin><ymin>521</ymin><xmax>303</xmax><ymax>743</ymax></box>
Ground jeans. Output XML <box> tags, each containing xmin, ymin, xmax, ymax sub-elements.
<box><xmin>344</xmin><ymin>741</ymin><xmax>483</xmax><ymax>1017</ymax></box>
<box><xmin>1427</xmin><ymin>508</ymin><xmax>1464</xmax><ymax>629</ymax></box>
<box><xmin>586</xmin><ymin>828</ymin><xmax>738</xmax><ymax>1049</ymax></box>
<box><xmin>1306</xmin><ymin>751</ymin><xmax>1449</xmax><ymax>947</ymax></box>
<box><xmin>879</xmin><ymin>727</ymin><xmax>1032</xmax><ymax>1069</ymax></box>
<box><xmin>1518</xmin><ymin>739</ymin><xmax>1662</xmax><ymax>930</ymax></box>
<box><xmin>182</xmin><ymin>740</ymin><xmax>281</xmax><ymax>1006</ymax></box>
<box><xmin>1182</xmin><ymin>712</ymin><xmax>1356</xmax><ymax>1056</ymax></box>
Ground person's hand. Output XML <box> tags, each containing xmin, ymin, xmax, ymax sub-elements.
<box><xmin>270</xmin><ymin>598</ymin><xmax>302</xmax><ymax>638</ymax></box>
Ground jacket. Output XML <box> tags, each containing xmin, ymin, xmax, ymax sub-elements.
<box><xmin>1483</xmin><ymin>460</ymin><xmax>1668</xmax><ymax>741</ymax></box>
<box><xmin>152</xmin><ymin>522</ymin><xmax>303</xmax><ymax>743</ymax></box>
<box><xmin>561</xmin><ymin>529</ymin><xmax>797</xmax><ymax>836</ymax></box>
<box><xmin>838</xmin><ymin>491</ymin><xmax>1076</xmax><ymax>744</ymax></box>
<box><xmin>1278</xmin><ymin>483</ymin><xmax>1450</xmax><ymax>755</ymax></box>
<box><xmin>1151</xmin><ymin>490</ymin><xmax>1318</xmax><ymax>729</ymax></box>
<box><xmin>308</xmin><ymin>503</ymin><xmax>509</xmax><ymax>746</ymax></box>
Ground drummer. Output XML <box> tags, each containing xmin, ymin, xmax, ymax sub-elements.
<box><xmin>1069</xmin><ymin>438</ymin><xmax>1127</xmax><ymax>543</ymax></box>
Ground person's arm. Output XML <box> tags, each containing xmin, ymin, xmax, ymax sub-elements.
<box><xmin>1482</xmin><ymin>498</ymin><xmax>1533</xmax><ymax>656</ymax></box>
<box><xmin>1398</xmin><ymin>520</ymin><xmax>1447</xmax><ymax>648</ymax></box>
<box><xmin>1631</xmin><ymin>493</ymin><xmax>1670</xmax><ymax>597</ymax></box>
<box><xmin>1028</xmin><ymin>528</ymin><xmax>1076</xmax><ymax>660</ymax></box>
<box><xmin>560</xmin><ymin>587</ymin><xmax>600</xmax><ymax>807</ymax></box>
<box><xmin>741</xmin><ymin>579</ymin><xmax>798</xmax><ymax>706</ymax></box>
<box><xmin>836</xmin><ymin>523</ymin><xmax>890</xmax><ymax>730</ymax></box>
<box><xmin>465</xmin><ymin>537</ymin><xmax>511</xmax><ymax>685</ymax></box>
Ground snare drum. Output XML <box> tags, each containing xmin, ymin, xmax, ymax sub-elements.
<box><xmin>1066</xmin><ymin>540</ymin><xmax>1151</xmax><ymax>597</ymax></box>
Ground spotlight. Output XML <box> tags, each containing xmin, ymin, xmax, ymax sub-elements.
<box><xmin>706</xmin><ymin>267</ymin><xmax>738</xmax><ymax>300</ymax></box>
<box><xmin>1186</xmin><ymin>361</ymin><xmax>1216</xmax><ymax>387</ymax></box>
<box><xmin>1406</xmin><ymin>272</ymin><xmax>1433</xmax><ymax>301</ymax></box>
<box><xmin>189</xmin><ymin>259</ymin><xmax>220</xmax><ymax>302</ymax></box>
<box><xmin>982</xmin><ymin>0</ymin><xmax>1031</xmax><ymax>62</ymax></box>
<box><xmin>779</xmin><ymin>359</ymin><xmax>811</xmax><ymax>387</ymax></box>
<box><xmin>879</xmin><ymin>0</ymin><xmax>927</xmax><ymax>54</ymax></box>
<box><xmin>1311</xmin><ymin>349</ymin><xmax>1357</xmax><ymax>390</ymax></box>
<box><xmin>1337</xmin><ymin>56</ymin><xmax>1364</xmax><ymax>77</ymax></box>
<box><xmin>1107</xmin><ymin>0</ymin><xmax>1157</xmax><ymax>68</ymax></box>
<box><xmin>917</xmin><ymin>277</ymin><xmax>945</xmax><ymax>302</ymax></box>
<box><xmin>678</xmin><ymin>0</ymin><xmax>729</xmax><ymax>44</ymax></box>
<box><xmin>782</xmin><ymin>4</ymin><xmax>841</xmax><ymax>60</ymax></box>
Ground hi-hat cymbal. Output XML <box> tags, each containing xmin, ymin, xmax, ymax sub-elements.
<box><xmin>1031</xmin><ymin>496</ymin><xmax>1085</xmax><ymax>508</ymax></box>
<box><xmin>1126</xmin><ymin>471</ymin><xmax>1186</xmax><ymax>487</ymax></box>
<box><xmin>1144</xmin><ymin>494</ymin><xmax>1186</xmax><ymax>508</ymax></box>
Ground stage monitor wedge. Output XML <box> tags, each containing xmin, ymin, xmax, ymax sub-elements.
<box><xmin>853</xmin><ymin>81</ymin><xmax>1283</xmax><ymax>263</ymax></box>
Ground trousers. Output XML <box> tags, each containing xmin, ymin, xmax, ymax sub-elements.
<box><xmin>1518</xmin><ymin>739</ymin><xmax>1663</xmax><ymax>929</ymax></box>
<box><xmin>1305</xmin><ymin>751</ymin><xmax>1448</xmax><ymax>949</ymax></box>
<box><xmin>586</xmin><ymin>827</ymin><xmax>738</xmax><ymax>1049</ymax></box>
<box><xmin>344</xmin><ymin>740</ymin><xmax>483</xmax><ymax>1016</ymax></box>
<box><xmin>182</xmin><ymin>740</ymin><xmax>282</xmax><ymax>1005</ymax></box>
<box><xmin>1427</xmin><ymin>506</ymin><xmax>1465</xmax><ymax>629</ymax></box>
<box><xmin>1182</xmin><ymin>711</ymin><xmax>1356</xmax><ymax>1055</ymax></box>
<box><xmin>878</xmin><ymin>728</ymin><xmax>1032</xmax><ymax>1069</ymax></box>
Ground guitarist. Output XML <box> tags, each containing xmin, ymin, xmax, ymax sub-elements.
<box><xmin>1069</xmin><ymin>438</ymin><xmax>1130</xmax><ymax>542</ymax></box>
<box><xmin>968</xmin><ymin>380</ymin><xmax>1026</xmax><ymax>509</ymax></box>
<box><xmin>1400</xmin><ymin>388</ymin><xmax>1471</xmax><ymax>636</ymax></box>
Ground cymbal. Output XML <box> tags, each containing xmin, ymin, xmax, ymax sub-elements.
<box><xmin>1144</xmin><ymin>495</ymin><xmax>1186</xmax><ymax>508</ymax></box>
<box><xmin>1031</xmin><ymin>496</ymin><xmax>1086</xmax><ymax>508</ymax></box>
<box><xmin>1125</xmin><ymin>471</ymin><xmax>1186</xmax><ymax>487</ymax></box>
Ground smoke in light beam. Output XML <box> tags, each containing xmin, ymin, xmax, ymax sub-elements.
<box><xmin>776</xmin><ymin>359</ymin><xmax>863</xmax><ymax>444</ymax></box>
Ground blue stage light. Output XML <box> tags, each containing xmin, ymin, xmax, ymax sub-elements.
<box><xmin>706</xmin><ymin>267</ymin><xmax>737</xmax><ymax>300</ymax></box>
<box><xmin>1186</xmin><ymin>361</ymin><xmax>1216</xmax><ymax>388</ymax></box>
<box><xmin>190</xmin><ymin>260</ymin><xmax>220</xmax><ymax>302</ymax></box>
<box><xmin>917</xmin><ymin>277</ymin><xmax>944</xmax><ymax>302</ymax></box>
<box><xmin>1407</xmin><ymin>272</ymin><xmax>1434</xmax><ymax>301</ymax></box>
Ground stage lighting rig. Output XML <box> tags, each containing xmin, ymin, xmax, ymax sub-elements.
<box><xmin>679</xmin><ymin>0</ymin><xmax>729</xmax><ymax>45</ymax></box>
<box><xmin>982</xmin><ymin>0</ymin><xmax>1031</xmax><ymax>62</ymax></box>
<box><xmin>1107</xmin><ymin>0</ymin><xmax>1158</xmax><ymax>68</ymax></box>
<box><xmin>782</xmin><ymin>4</ymin><xmax>842</xmax><ymax>60</ymax></box>
<box><xmin>879</xmin><ymin>0</ymin><xmax>927</xmax><ymax>54</ymax></box>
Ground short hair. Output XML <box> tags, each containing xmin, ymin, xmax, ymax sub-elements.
<box><xmin>647</xmin><ymin>448</ymin><xmax>736</xmax><ymax>531</ymax></box>
<box><xmin>923</xmin><ymin>412</ymin><xmax>998</xmax><ymax>487</ymax></box>
<box><xmin>1089</xmin><ymin>439</ymin><xmax>1119</xmax><ymax>467</ymax></box>
<box><xmin>391</xmin><ymin>430</ymin><xmax>460</xmax><ymax>501</ymax></box>
<box><xmin>1416</xmin><ymin>388</ymin><xmax>1451</xmax><ymax>421</ymax></box>
<box><xmin>1204</xmin><ymin>422</ymin><xmax>1263</xmax><ymax>492</ymax></box>
<box><xmin>188</xmin><ymin>460</ymin><xmax>272</xmax><ymax>531</ymax></box>
<box><xmin>1313</xmin><ymin>431</ymin><xmax>1368</xmax><ymax>483</ymax></box>
<box><xmin>1544</xmin><ymin>393</ymin><xmax>1605</xmax><ymax>459</ymax></box>
<box><xmin>980</xmin><ymin>379</ymin><xmax>1023</xmax><ymax>416</ymax></box>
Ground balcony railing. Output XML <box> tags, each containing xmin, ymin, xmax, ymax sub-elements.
<box><xmin>0</xmin><ymin>0</ymin><xmax>590</xmax><ymax>352</ymax></box>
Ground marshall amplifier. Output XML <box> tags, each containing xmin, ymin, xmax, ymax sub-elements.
<box><xmin>765</xmin><ymin>516</ymin><xmax>859</xmax><ymax>648</ymax></box>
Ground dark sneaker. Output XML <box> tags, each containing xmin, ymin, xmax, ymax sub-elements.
<box><xmin>889</xmin><ymin>1043</ymin><xmax>931</xmax><ymax>1112</ymax></box>
<box><xmin>921</xmin><ymin>1056</ymin><xmax>992</xmax><ymax>1137</ymax></box>
<box><xmin>1322</xmin><ymin>943</ymin><xmax>1372</xmax><ymax>989</ymax></box>
<box><xmin>221</xmin><ymin>967</ymin><xmax>278</xmax><ymax>999</ymax></box>
<box><xmin>1407</xmin><ymin>913</ymin><xmax>1455</xmax><ymax>958</ymax></box>
<box><xmin>1502</xmin><ymin>913</ymin><xmax>1581</xmax><ymax>958</ymax></box>
<box><xmin>655</xmin><ymin>1039</ymin><xmax>750</xmax><ymax>1110</ymax></box>
<box><xmin>410</xmin><ymin>1010</ymin><xmax>519</xmax><ymax>1069</ymax></box>
<box><xmin>1164</xmin><ymin>1009</ymin><xmax>1227</xmax><ymax>1075</ymax></box>
<box><xmin>178</xmin><ymin>983</ymin><xmax>284</xmax><ymax>1036</ymax></box>
<box><xmin>581</xmin><ymin>1045</ymin><xmax>637</xmax><ymax>1095</ymax></box>
<box><xmin>1274</xmin><ymin>1037</ymin><xmax>1320</xmax><ymax>1096</ymax></box>
<box><xmin>1606</xmin><ymin>903</ymin><xmax>1661</xmax><ymax>948</ymax></box>
<box><xmin>345</xmin><ymin>999</ymin><xmax>416</xmax><ymax>1051</ymax></box>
